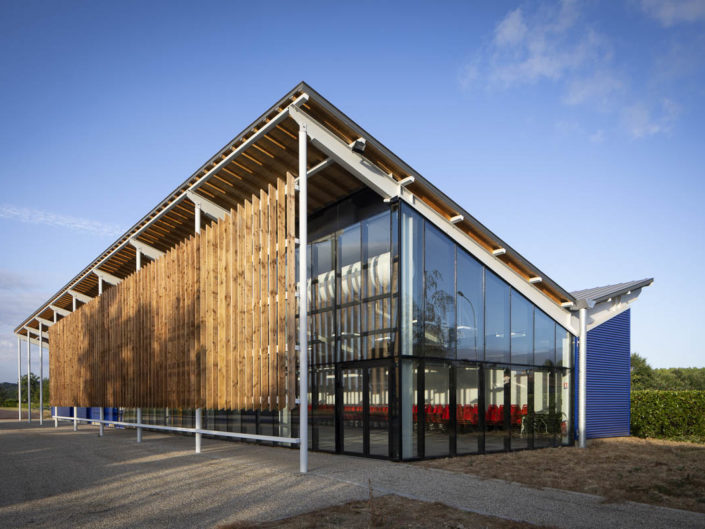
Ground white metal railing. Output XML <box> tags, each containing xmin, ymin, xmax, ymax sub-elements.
<box><xmin>52</xmin><ymin>414</ymin><xmax>300</xmax><ymax>449</ymax></box>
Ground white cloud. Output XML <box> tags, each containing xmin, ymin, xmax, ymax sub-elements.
<box><xmin>564</xmin><ymin>71</ymin><xmax>625</xmax><ymax>106</ymax></box>
<box><xmin>478</xmin><ymin>0</ymin><xmax>610</xmax><ymax>88</ymax></box>
<box><xmin>640</xmin><ymin>0</ymin><xmax>705</xmax><ymax>26</ymax></box>
<box><xmin>589</xmin><ymin>129</ymin><xmax>606</xmax><ymax>143</ymax></box>
<box><xmin>0</xmin><ymin>204</ymin><xmax>124</xmax><ymax>237</ymax></box>
<box><xmin>461</xmin><ymin>1</ymin><xmax>686</xmax><ymax>140</ymax></box>
<box><xmin>621</xmin><ymin>98</ymin><xmax>681</xmax><ymax>138</ymax></box>
<box><xmin>495</xmin><ymin>8</ymin><xmax>528</xmax><ymax>47</ymax></box>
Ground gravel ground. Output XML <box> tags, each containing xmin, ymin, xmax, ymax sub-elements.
<box><xmin>1</xmin><ymin>419</ymin><xmax>703</xmax><ymax>529</ymax></box>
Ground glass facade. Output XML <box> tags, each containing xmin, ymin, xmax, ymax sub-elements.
<box><xmin>298</xmin><ymin>192</ymin><xmax>573</xmax><ymax>460</ymax></box>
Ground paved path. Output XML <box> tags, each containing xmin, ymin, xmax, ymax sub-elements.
<box><xmin>0</xmin><ymin>420</ymin><xmax>702</xmax><ymax>529</ymax></box>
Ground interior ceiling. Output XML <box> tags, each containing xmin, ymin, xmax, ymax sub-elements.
<box><xmin>17</xmin><ymin>83</ymin><xmax>573</xmax><ymax>338</ymax></box>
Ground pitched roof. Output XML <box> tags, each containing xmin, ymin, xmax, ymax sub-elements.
<box><xmin>571</xmin><ymin>278</ymin><xmax>654</xmax><ymax>305</ymax></box>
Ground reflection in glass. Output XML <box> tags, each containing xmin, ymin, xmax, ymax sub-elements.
<box><xmin>401</xmin><ymin>206</ymin><xmax>424</xmax><ymax>356</ymax></box>
<box><xmin>424</xmin><ymin>225</ymin><xmax>456</xmax><ymax>358</ymax></box>
<box><xmin>559</xmin><ymin>327</ymin><xmax>573</xmax><ymax>368</ymax></box>
<box><xmin>534</xmin><ymin>311</ymin><xmax>556</xmax><ymax>367</ymax></box>
<box><xmin>400</xmin><ymin>360</ymin><xmax>418</xmax><ymax>458</ymax></box>
<box><xmin>511</xmin><ymin>369</ymin><xmax>530</xmax><ymax>450</ymax></box>
<box><xmin>313</xmin><ymin>368</ymin><xmax>336</xmax><ymax>452</ymax></box>
<box><xmin>424</xmin><ymin>363</ymin><xmax>450</xmax><ymax>457</ymax></box>
<box><xmin>511</xmin><ymin>292</ymin><xmax>533</xmax><ymax>364</ymax></box>
<box><xmin>485</xmin><ymin>272</ymin><xmax>510</xmax><ymax>363</ymax></box>
<box><xmin>337</xmin><ymin>225</ymin><xmax>361</xmax><ymax>361</ymax></box>
<box><xmin>369</xmin><ymin>366</ymin><xmax>389</xmax><ymax>457</ymax></box>
<box><xmin>457</xmin><ymin>251</ymin><xmax>484</xmax><ymax>361</ymax></box>
<box><xmin>341</xmin><ymin>368</ymin><xmax>364</xmax><ymax>454</ymax></box>
<box><xmin>485</xmin><ymin>368</ymin><xmax>508</xmax><ymax>452</ymax></box>
<box><xmin>456</xmin><ymin>366</ymin><xmax>481</xmax><ymax>454</ymax></box>
<box><xmin>533</xmin><ymin>370</ymin><xmax>554</xmax><ymax>448</ymax></box>
<box><xmin>558</xmin><ymin>369</ymin><xmax>572</xmax><ymax>445</ymax></box>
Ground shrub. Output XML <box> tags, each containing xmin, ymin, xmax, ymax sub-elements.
<box><xmin>631</xmin><ymin>390</ymin><xmax>705</xmax><ymax>441</ymax></box>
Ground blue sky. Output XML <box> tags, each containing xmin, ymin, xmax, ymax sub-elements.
<box><xmin>1</xmin><ymin>0</ymin><xmax>704</xmax><ymax>382</ymax></box>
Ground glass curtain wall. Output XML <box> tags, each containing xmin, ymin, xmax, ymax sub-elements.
<box><xmin>400</xmin><ymin>202</ymin><xmax>574</xmax><ymax>459</ymax></box>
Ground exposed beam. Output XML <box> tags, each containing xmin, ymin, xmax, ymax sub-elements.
<box><xmin>94</xmin><ymin>269</ymin><xmax>123</xmax><ymax>286</ymax></box>
<box><xmin>15</xmin><ymin>333</ymin><xmax>47</xmax><ymax>349</ymax></box>
<box><xmin>529</xmin><ymin>277</ymin><xmax>543</xmax><ymax>284</ymax></box>
<box><xmin>307</xmin><ymin>157</ymin><xmax>334</xmax><ymax>177</ymax></box>
<box><xmin>68</xmin><ymin>289</ymin><xmax>93</xmax><ymax>304</ymax></box>
<box><xmin>50</xmin><ymin>305</ymin><xmax>71</xmax><ymax>317</ymax></box>
<box><xmin>36</xmin><ymin>317</ymin><xmax>54</xmax><ymax>327</ymax></box>
<box><xmin>450</xmin><ymin>215</ymin><xmax>464</xmax><ymax>225</ymax></box>
<box><xmin>130</xmin><ymin>238</ymin><xmax>165</xmax><ymax>261</ymax></box>
<box><xmin>492</xmin><ymin>248</ymin><xmax>506</xmax><ymax>256</ymax></box>
<box><xmin>288</xmin><ymin>105</ymin><xmax>578</xmax><ymax>334</ymax></box>
<box><xmin>186</xmin><ymin>190</ymin><xmax>229</xmax><ymax>221</ymax></box>
<box><xmin>25</xmin><ymin>328</ymin><xmax>49</xmax><ymax>339</ymax></box>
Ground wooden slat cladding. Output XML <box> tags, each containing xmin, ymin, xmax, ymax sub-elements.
<box><xmin>49</xmin><ymin>178</ymin><xmax>296</xmax><ymax>411</ymax></box>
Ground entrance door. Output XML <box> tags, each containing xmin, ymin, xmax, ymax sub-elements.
<box><xmin>338</xmin><ymin>362</ymin><xmax>391</xmax><ymax>457</ymax></box>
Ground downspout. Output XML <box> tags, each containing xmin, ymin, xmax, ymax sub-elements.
<box><xmin>578</xmin><ymin>307</ymin><xmax>587</xmax><ymax>448</ymax></box>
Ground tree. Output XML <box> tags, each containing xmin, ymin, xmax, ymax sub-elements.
<box><xmin>19</xmin><ymin>373</ymin><xmax>40</xmax><ymax>405</ymax></box>
<box><xmin>631</xmin><ymin>353</ymin><xmax>654</xmax><ymax>390</ymax></box>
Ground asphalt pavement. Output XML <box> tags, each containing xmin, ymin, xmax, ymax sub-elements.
<box><xmin>0</xmin><ymin>420</ymin><xmax>702</xmax><ymax>529</ymax></box>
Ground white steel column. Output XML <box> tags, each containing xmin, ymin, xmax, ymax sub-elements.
<box><xmin>73</xmin><ymin>406</ymin><xmax>78</xmax><ymax>431</ymax></box>
<box><xmin>578</xmin><ymin>307</ymin><xmax>587</xmax><ymax>449</ymax></box>
<box><xmin>136</xmin><ymin>250</ymin><xmax>141</xmax><ymax>271</ymax></box>
<box><xmin>17</xmin><ymin>336</ymin><xmax>22</xmax><ymax>421</ymax></box>
<box><xmin>98</xmin><ymin>276</ymin><xmax>103</xmax><ymax>295</ymax></box>
<box><xmin>195</xmin><ymin>408</ymin><xmax>202</xmax><ymax>453</ymax></box>
<box><xmin>38</xmin><ymin>323</ymin><xmax>43</xmax><ymax>425</ymax></box>
<box><xmin>99</xmin><ymin>407</ymin><xmax>104</xmax><ymax>437</ymax></box>
<box><xmin>194</xmin><ymin>201</ymin><xmax>202</xmax><ymax>453</ymax></box>
<box><xmin>298</xmin><ymin>122</ymin><xmax>309</xmax><ymax>474</ymax></box>
<box><xmin>136</xmin><ymin>408</ymin><xmax>142</xmax><ymax>443</ymax></box>
<box><xmin>26</xmin><ymin>331</ymin><xmax>31</xmax><ymax>423</ymax></box>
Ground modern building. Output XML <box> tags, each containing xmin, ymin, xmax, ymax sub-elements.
<box><xmin>14</xmin><ymin>83</ymin><xmax>652</xmax><ymax>468</ymax></box>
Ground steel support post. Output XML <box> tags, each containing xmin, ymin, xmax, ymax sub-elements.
<box><xmin>17</xmin><ymin>336</ymin><xmax>22</xmax><ymax>421</ymax></box>
<box><xmin>578</xmin><ymin>307</ymin><xmax>587</xmax><ymax>448</ymax></box>
<box><xmin>195</xmin><ymin>408</ymin><xmax>202</xmax><ymax>453</ymax></box>
<box><xmin>194</xmin><ymin>203</ymin><xmax>201</xmax><ymax>234</ymax></box>
<box><xmin>99</xmin><ymin>407</ymin><xmax>104</xmax><ymax>437</ymax></box>
<box><xmin>136</xmin><ymin>408</ymin><xmax>142</xmax><ymax>443</ymax></box>
<box><xmin>73</xmin><ymin>406</ymin><xmax>78</xmax><ymax>431</ymax></box>
<box><xmin>38</xmin><ymin>323</ymin><xmax>43</xmax><ymax>425</ymax></box>
<box><xmin>26</xmin><ymin>332</ymin><xmax>31</xmax><ymax>423</ymax></box>
<box><xmin>298</xmin><ymin>122</ymin><xmax>309</xmax><ymax>474</ymax></box>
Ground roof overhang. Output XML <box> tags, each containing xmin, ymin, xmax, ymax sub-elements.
<box><xmin>15</xmin><ymin>82</ymin><xmax>580</xmax><ymax>336</ymax></box>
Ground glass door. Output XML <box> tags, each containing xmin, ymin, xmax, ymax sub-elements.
<box><xmin>340</xmin><ymin>367</ymin><xmax>364</xmax><ymax>454</ymax></box>
<box><xmin>338</xmin><ymin>362</ymin><xmax>391</xmax><ymax>457</ymax></box>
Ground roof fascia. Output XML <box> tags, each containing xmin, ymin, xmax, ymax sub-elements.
<box><xmin>585</xmin><ymin>288</ymin><xmax>645</xmax><ymax>332</ymax></box>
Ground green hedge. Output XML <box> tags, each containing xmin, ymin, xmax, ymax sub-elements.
<box><xmin>631</xmin><ymin>390</ymin><xmax>705</xmax><ymax>441</ymax></box>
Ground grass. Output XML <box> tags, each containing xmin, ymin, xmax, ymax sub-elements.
<box><xmin>219</xmin><ymin>494</ymin><xmax>555</xmax><ymax>529</ymax></box>
<box><xmin>418</xmin><ymin>437</ymin><xmax>705</xmax><ymax>513</ymax></box>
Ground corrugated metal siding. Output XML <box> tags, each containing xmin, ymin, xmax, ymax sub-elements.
<box><xmin>585</xmin><ymin>309</ymin><xmax>631</xmax><ymax>438</ymax></box>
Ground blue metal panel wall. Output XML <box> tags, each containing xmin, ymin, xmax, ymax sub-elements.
<box><xmin>585</xmin><ymin>309</ymin><xmax>631</xmax><ymax>438</ymax></box>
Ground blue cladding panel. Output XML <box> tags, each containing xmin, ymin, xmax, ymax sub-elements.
<box><xmin>585</xmin><ymin>309</ymin><xmax>631</xmax><ymax>438</ymax></box>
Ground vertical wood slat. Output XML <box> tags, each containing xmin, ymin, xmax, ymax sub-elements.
<box><xmin>237</xmin><ymin>203</ymin><xmax>245</xmax><ymax>411</ymax></box>
<box><xmin>286</xmin><ymin>172</ymin><xmax>296</xmax><ymax>409</ymax></box>
<box><xmin>268</xmin><ymin>184</ymin><xmax>277</xmax><ymax>411</ymax></box>
<box><xmin>48</xmin><ymin>178</ymin><xmax>294</xmax><ymax>412</ymax></box>
<box><xmin>276</xmin><ymin>178</ymin><xmax>287</xmax><ymax>410</ymax></box>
